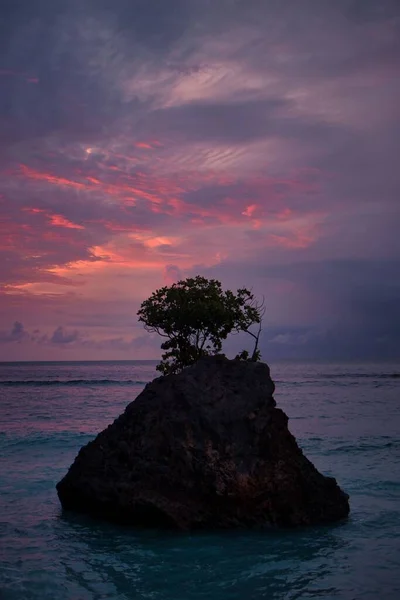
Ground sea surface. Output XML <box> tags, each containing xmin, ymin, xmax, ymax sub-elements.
<box><xmin>0</xmin><ymin>360</ymin><xmax>399</xmax><ymax>600</ymax></box>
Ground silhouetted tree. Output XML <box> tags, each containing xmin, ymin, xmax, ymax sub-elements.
<box><xmin>138</xmin><ymin>276</ymin><xmax>264</xmax><ymax>375</ymax></box>
<box><xmin>237</xmin><ymin>295</ymin><xmax>266</xmax><ymax>362</ymax></box>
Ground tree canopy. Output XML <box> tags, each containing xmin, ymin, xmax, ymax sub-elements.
<box><xmin>137</xmin><ymin>275</ymin><xmax>264</xmax><ymax>375</ymax></box>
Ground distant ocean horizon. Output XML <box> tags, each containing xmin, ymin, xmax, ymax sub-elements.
<box><xmin>1</xmin><ymin>360</ymin><xmax>399</xmax><ymax>599</ymax></box>
<box><xmin>1</xmin><ymin>357</ymin><xmax>398</xmax><ymax>362</ymax></box>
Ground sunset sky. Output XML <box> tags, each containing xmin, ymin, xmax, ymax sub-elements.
<box><xmin>1</xmin><ymin>0</ymin><xmax>399</xmax><ymax>361</ymax></box>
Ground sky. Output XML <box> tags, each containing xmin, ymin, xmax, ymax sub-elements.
<box><xmin>0</xmin><ymin>0</ymin><xmax>399</xmax><ymax>362</ymax></box>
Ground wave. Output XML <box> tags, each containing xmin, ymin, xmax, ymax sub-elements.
<box><xmin>1</xmin><ymin>373</ymin><xmax>398</xmax><ymax>387</ymax></box>
<box><xmin>0</xmin><ymin>430</ymin><xmax>95</xmax><ymax>452</ymax></box>
<box><xmin>319</xmin><ymin>373</ymin><xmax>400</xmax><ymax>379</ymax></box>
<box><xmin>302</xmin><ymin>436</ymin><xmax>400</xmax><ymax>456</ymax></box>
<box><xmin>0</xmin><ymin>379</ymin><xmax>149</xmax><ymax>387</ymax></box>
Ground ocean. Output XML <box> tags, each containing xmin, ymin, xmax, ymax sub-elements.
<box><xmin>0</xmin><ymin>360</ymin><xmax>399</xmax><ymax>600</ymax></box>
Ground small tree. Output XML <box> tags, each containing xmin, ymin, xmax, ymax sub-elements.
<box><xmin>237</xmin><ymin>295</ymin><xmax>266</xmax><ymax>362</ymax></box>
<box><xmin>138</xmin><ymin>275</ymin><xmax>264</xmax><ymax>375</ymax></box>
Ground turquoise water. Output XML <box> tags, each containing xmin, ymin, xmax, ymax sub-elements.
<box><xmin>0</xmin><ymin>361</ymin><xmax>399</xmax><ymax>599</ymax></box>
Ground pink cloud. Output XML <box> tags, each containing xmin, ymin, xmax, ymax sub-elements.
<box><xmin>163</xmin><ymin>265</ymin><xmax>182</xmax><ymax>285</ymax></box>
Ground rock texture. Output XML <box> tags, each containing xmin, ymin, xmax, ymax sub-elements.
<box><xmin>57</xmin><ymin>356</ymin><xmax>349</xmax><ymax>529</ymax></box>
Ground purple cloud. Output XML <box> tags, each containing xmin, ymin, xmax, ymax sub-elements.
<box><xmin>50</xmin><ymin>326</ymin><xmax>80</xmax><ymax>345</ymax></box>
<box><xmin>0</xmin><ymin>321</ymin><xmax>28</xmax><ymax>343</ymax></box>
<box><xmin>0</xmin><ymin>0</ymin><xmax>399</xmax><ymax>360</ymax></box>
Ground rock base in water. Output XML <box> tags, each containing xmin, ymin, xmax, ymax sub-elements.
<box><xmin>57</xmin><ymin>356</ymin><xmax>349</xmax><ymax>530</ymax></box>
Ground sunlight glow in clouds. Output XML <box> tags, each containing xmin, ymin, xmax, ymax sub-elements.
<box><xmin>0</xmin><ymin>0</ymin><xmax>399</xmax><ymax>360</ymax></box>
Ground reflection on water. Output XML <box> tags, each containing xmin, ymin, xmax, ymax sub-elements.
<box><xmin>53</xmin><ymin>511</ymin><xmax>349</xmax><ymax>600</ymax></box>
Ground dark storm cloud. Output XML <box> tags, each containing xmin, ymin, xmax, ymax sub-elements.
<box><xmin>207</xmin><ymin>258</ymin><xmax>400</xmax><ymax>360</ymax></box>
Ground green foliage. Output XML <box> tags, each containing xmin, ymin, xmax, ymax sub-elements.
<box><xmin>137</xmin><ymin>276</ymin><xmax>263</xmax><ymax>375</ymax></box>
<box><xmin>235</xmin><ymin>348</ymin><xmax>261</xmax><ymax>362</ymax></box>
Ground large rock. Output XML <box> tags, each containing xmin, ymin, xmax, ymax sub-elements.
<box><xmin>56</xmin><ymin>356</ymin><xmax>349</xmax><ymax>529</ymax></box>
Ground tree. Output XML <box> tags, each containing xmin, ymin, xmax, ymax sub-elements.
<box><xmin>236</xmin><ymin>295</ymin><xmax>266</xmax><ymax>362</ymax></box>
<box><xmin>137</xmin><ymin>276</ymin><xmax>264</xmax><ymax>375</ymax></box>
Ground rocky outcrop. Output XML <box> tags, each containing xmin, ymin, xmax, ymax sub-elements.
<box><xmin>56</xmin><ymin>356</ymin><xmax>350</xmax><ymax>529</ymax></box>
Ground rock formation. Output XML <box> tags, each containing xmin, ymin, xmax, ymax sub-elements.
<box><xmin>57</xmin><ymin>356</ymin><xmax>350</xmax><ymax>529</ymax></box>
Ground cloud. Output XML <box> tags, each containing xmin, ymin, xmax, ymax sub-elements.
<box><xmin>0</xmin><ymin>321</ymin><xmax>28</xmax><ymax>343</ymax></box>
<box><xmin>0</xmin><ymin>314</ymin><xmax>162</xmax><ymax>361</ymax></box>
<box><xmin>0</xmin><ymin>0</ymin><xmax>399</xmax><ymax>360</ymax></box>
<box><xmin>202</xmin><ymin>257</ymin><xmax>400</xmax><ymax>360</ymax></box>
<box><xmin>50</xmin><ymin>326</ymin><xmax>80</xmax><ymax>345</ymax></box>
<box><xmin>163</xmin><ymin>265</ymin><xmax>182</xmax><ymax>285</ymax></box>
<box><xmin>143</xmin><ymin>97</ymin><xmax>356</xmax><ymax>151</ymax></box>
